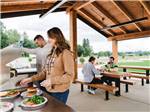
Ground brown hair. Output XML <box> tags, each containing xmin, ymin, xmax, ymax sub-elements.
<box><xmin>47</xmin><ymin>27</ymin><xmax>70</xmax><ymax>56</ymax></box>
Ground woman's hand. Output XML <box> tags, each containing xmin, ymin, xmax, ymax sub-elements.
<box><xmin>20</xmin><ymin>78</ymin><xmax>32</xmax><ymax>86</ymax></box>
<box><xmin>40</xmin><ymin>80</ymin><xmax>51</xmax><ymax>88</ymax></box>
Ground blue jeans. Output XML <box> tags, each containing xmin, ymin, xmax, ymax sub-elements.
<box><xmin>47</xmin><ymin>89</ymin><xmax>69</xmax><ymax>104</ymax></box>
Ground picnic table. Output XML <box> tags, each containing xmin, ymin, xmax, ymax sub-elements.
<box><xmin>101</xmin><ymin>71</ymin><xmax>127</xmax><ymax>96</ymax></box>
<box><xmin>0</xmin><ymin>78</ymin><xmax>74</xmax><ymax>112</ymax></box>
<box><xmin>119</xmin><ymin>66</ymin><xmax>150</xmax><ymax>84</ymax></box>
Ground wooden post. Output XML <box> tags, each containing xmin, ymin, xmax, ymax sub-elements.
<box><xmin>69</xmin><ymin>10</ymin><xmax>77</xmax><ymax>81</ymax></box>
<box><xmin>112</xmin><ymin>40</ymin><xmax>118</xmax><ymax>63</ymax></box>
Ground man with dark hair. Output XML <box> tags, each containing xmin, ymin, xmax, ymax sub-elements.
<box><xmin>33</xmin><ymin>35</ymin><xmax>45</xmax><ymax>48</ymax></box>
<box><xmin>34</xmin><ymin>35</ymin><xmax>43</xmax><ymax>41</ymax></box>
<box><xmin>82</xmin><ymin>56</ymin><xmax>104</xmax><ymax>94</ymax></box>
<box><xmin>103</xmin><ymin>56</ymin><xmax>118</xmax><ymax>85</ymax></box>
<box><xmin>109</xmin><ymin>56</ymin><xmax>115</xmax><ymax>61</ymax></box>
<box><xmin>22</xmin><ymin>35</ymin><xmax>51</xmax><ymax>72</ymax></box>
<box><xmin>105</xmin><ymin>56</ymin><xmax>118</xmax><ymax>72</ymax></box>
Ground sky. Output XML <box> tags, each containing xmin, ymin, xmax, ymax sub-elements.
<box><xmin>1</xmin><ymin>12</ymin><xmax>150</xmax><ymax>52</ymax></box>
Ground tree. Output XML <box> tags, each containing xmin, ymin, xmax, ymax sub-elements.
<box><xmin>6</xmin><ymin>29</ymin><xmax>20</xmax><ymax>45</ymax></box>
<box><xmin>1</xmin><ymin>32</ymin><xmax>9</xmax><ymax>49</ymax></box>
<box><xmin>77</xmin><ymin>38</ymin><xmax>93</xmax><ymax>57</ymax></box>
<box><xmin>0</xmin><ymin>21</ymin><xmax>20</xmax><ymax>48</ymax></box>
<box><xmin>0</xmin><ymin>21</ymin><xmax>37</xmax><ymax>49</ymax></box>
<box><xmin>82</xmin><ymin>38</ymin><xmax>93</xmax><ymax>57</ymax></box>
<box><xmin>22</xmin><ymin>32</ymin><xmax>36</xmax><ymax>48</ymax></box>
<box><xmin>79</xmin><ymin>57</ymin><xmax>85</xmax><ymax>64</ymax></box>
<box><xmin>77</xmin><ymin>45</ymin><xmax>84</xmax><ymax>57</ymax></box>
<box><xmin>97</xmin><ymin>51</ymin><xmax>112</xmax><ymax>57</ymax></box>
<box><xmin>0</xmin><ymin>21</ymin><xmax>9</xmax><ymax>49</ymax></box>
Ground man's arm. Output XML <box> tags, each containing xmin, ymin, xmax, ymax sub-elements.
<box><xmin>22</xmin><ymin>47</ymin><xmax>39</xmax><ymax>54</ymax></box>
<box><xmin>91</xmin><ymin>64</ymin><xmax>101</xmax><ymax>75</ymax></box>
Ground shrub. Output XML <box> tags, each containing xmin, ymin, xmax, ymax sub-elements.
<box><xmin>80</xmin><ymin>57</ymin><xmax>85</xmax><ymax>64</ymax></box>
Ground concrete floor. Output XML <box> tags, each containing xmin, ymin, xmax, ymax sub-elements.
<box><xmin>67</xmin><ymin>79</ymin><xmax>150</xmax><ymax>112</ymax></box>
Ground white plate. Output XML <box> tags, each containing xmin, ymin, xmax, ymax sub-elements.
<box><xmin>0</xmin><ymin>91</ymin><xmax>20</xmax><ymax>100</ymax></box>
<box><xmin>20</xmin><ymin>97</ymin><xmax>48</xmax><ymax>110</ymax></box>
<box><xmin>0</xmin><ymin>102</ymin><xmax>14</xmax><ymax>112</ymax></box>
<box><xmin>21</xmin><ymin>89</ymin><xmax>43</xmax><ymax>98</ymax></box>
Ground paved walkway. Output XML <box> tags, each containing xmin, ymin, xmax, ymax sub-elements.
<box><xmin>68</xmin><ymin>78</ymin><xmax>150</xmax><ymax>112</ymax></box>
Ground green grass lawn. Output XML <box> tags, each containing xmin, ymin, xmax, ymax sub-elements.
<box><xmin>118</xmin><ymin>60</ymin><xmax>150</xmax><ymax>73</ymax></box>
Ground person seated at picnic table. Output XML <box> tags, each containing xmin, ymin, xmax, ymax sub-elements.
<box><xmin>102</xmin><ymin>56</ymin><xmax>118</xmax><ymax>85</ymax></box>
<box><xmin>82</xmin><ymin>56</ymin><xmax>105</xmax><ymax>95</ymax></box>
<box><xmin>20</xmin><ymin>27</ymin><xmax>75</xmax><ymax>104</ymax></box>
<box><xmin>104</xmin><ymin>56</ymin><xmax>118</xmax><ymax>72</ymax></box>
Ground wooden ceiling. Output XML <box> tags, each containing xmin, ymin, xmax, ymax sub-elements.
<box><xmin>1</xmin><ymin>0</ymin><xmax>150</xmax><ymax>41</ymax></box>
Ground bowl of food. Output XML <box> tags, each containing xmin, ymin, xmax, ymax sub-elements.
<box><xmin>0</xmin><ymin>89</ymin><xmax>20</xmax><ymax>100</ymax></box>
<box><xmin>0</xmin><ymin>102</ymin><xmax>14</xmax><ymax>112</ymax></box>
<box><xmin>21</xmin><ymin>87</ymin><xmax>43</xmax><ymax>98</ymax></box>
<box><xmin>20</xmin><ymin>95</ymin><xmax>48</xmax><ymax>110</ymax></box>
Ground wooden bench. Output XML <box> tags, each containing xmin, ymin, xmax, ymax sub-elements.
<box><xmin>120</xmin><ymin>79</ymin><xmax>136</xmax><ymax>93</ymax></box>
<box><xmin>75</xmin><ymin>80</ymin><xmax>118</xmax><ymax>100</ymax></box>
<box><xmin>130</xmin><ymin>72</ymin><xmax>146</xmax><ymax>75</ymax></box>
<box><xmin>129</xmin><ymin>73</ymin><xmax>150</xmax><ymax>86</ymax></box>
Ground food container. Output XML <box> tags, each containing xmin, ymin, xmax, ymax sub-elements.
<box><xmin>19</xmin><ymin>97</ymin><xmax>48</xmax><ymax>111</ymax></box>
<box><xmin>0</xmin><ymin>91</ymin><xmax>20</xmax><ymax>101</ymax></box>
<box><xmin>0</xmin><ymin>102</ymin><xmax>14</xmax><ymax>112</ymax></box>
<box><xmin>21</xmin><ymin>89</ymin><xmax>43</xmax><ymax>98</ymax></box>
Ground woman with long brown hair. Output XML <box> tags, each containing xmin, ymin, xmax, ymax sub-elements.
<box><xmin>20</xmin><ymin>27</ymin><xmax>75</xmax><ymax>104</ymax></box>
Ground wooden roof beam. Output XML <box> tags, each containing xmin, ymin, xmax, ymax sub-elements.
<box><xmin>1</xmin><ymin>0</ymin><xmax>57</xmax><ymax>13</ymax></box>
<box><xmin>66</xmin><ymin>2</ymin><xmax>85</xmax><ymax>13</ymax></box>
<box><xmin>1</xmin><ymin>0</ymin><xmax>56</xmax><ymax>5</ymax></box>
<box><xmin>139</xmin><ymin>0</ymin><xmax>150</xmax><ymax>16</ymax></box>
<box><xmin>78</xmin><ymin>9</ymin><xmax>115</xmax><ymax>36</ymax></box>
<box><xmin>108</xmin><ymin>30</ymin><xmax>150</xmax><ymax>41</ymax></box>
<box><xmin>66</xmin><ymin>0</ymin><xmax>95</xmax><ymax>13</ymax></box>
<box><xmin>1</xmin><ymin>8</ymin><xmax>66</xmax><ymax>18</ymax></box>
<box><xmin>112</xmin><ymin>1</ymin><xmax>143</xmax><ymax>32</ymax></box>
<box><xmin>1</xmin><ymin>0</ymin><xmax>39</xmax><ymax>2</ymax></box>
<box><xmin>1</xmin><ymin>0</ymin><xmax>54</xmax><ymax>2</ymax></box>
<box><xmin>1</xmin><ymin>3</ymin><xmax>55</xmax><ymax>13</ymax></box>
<box><xmin>91</xmin><ymin>2</ymin><xmax>127</xmax><ymax>34</ymax></box>
<box><xmin>1</xmin><ymin>4</ymin><xmax>53</xmax><ymax>13</ymax></box>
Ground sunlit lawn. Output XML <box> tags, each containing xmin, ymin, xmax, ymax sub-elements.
<box><xmin>118</xmin><ymin>60</ymin><xmax>150</xmax><ymax>73</ymax></box>
<box><xmin>78</xmin><ymin>56</ymin><xmax>150</xmax><ymax>73</ymax></box>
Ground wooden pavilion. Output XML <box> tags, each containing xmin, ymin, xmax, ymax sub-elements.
<box><xmin>1</xmin><ymin>0</ymin><xmax>150</xmax><ymax>79</ymax></box>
